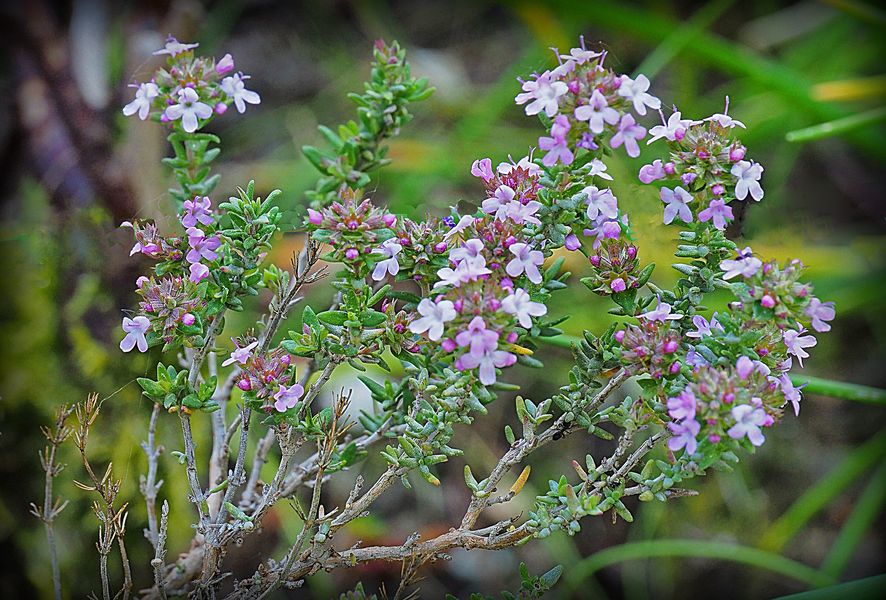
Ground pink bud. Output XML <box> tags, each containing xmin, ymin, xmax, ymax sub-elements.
<box><xmin>181</xmin><ymin>313</ymin><xmax>196</xmax><ymax>326</ymax></box>
<box><xmin>610</xmin><ymin>278</ymin><xmax>626</xmax><ymax>293</ymax></box>
<box><xmin>441</xmin><ymin>338</ymin><xmax>457</xmax><ymax>352</ymax></box>
<box><xmin>567</xmin><ymin>79</ymin><xmax>580</xmax><ymax>94</ymax></box>
<box><xmin>711</xmin><ymin>183</ymin><xmax>725</xmax><ymax>196</ymax></box>
<box><xmin>663</xmin><ymin>340</ymin><xmax>678</xmax><ymax>353</ymax></box>
<box><xmin>500</xmin><ymin>277</ymin><xmax>514</xmax><ymax>290</ymax></box>
<box><xmin>669</xmin><ymin>361</ymin><xmax>681</xmax><ymax>374</ymax></box>
<box><xmin>280</xmin><ymin>354</ymin><xmax>291</xmax><ymax>366</ymax></box>
<box><xmin>434</xmin><ymin>242</ymin><xmax>448</xmax><ymax>253</ymax></box>
<box><xmin>307</xmin><ymin>208</ymin><xmax>323</xmax><ymax>225</ymax></box>
<box><xmin>708</xmin><ymin>434</ymin><xmax>721</xmax><ymax>443</ymax></box>
<box><xmin>723</xmin><ymin>392</ymin><xmax>734</xmax><ymax>404</ymax></box>
<box><xmin>345</xmin><ymin>248</ymin><xmax>359</xmax><ymax>260</ymax></box>
<box><xmin>626</xmin><ymin>246</ymin><xmax>637</xmax><ymax>259</ymax></box>
<box><xmin>214</xmin><ymin>103</ymin><xmax>228</xmax><ymax>115</ymax></box>
<box><xmin>761</xmin><ymin>294</ymin><xmax>776</xmax><ymax>308</ymax></box>
<box><xmin>216</xmin><ymin>53</ymin><xmax>235</xmax><ymax>74</ymax></box>
<box><xmin>614</xmin><ymin>330</ymin><xmax>625</xmax><ymax>343</ymax></box>
<box><xmin>453</xmin><ymin>299</ymin><xmax>464</xmax><ymax>312</ymax></box>
<box><xmin>383</xmin><ymin>213</ymin><xmax>397</xmax><ymax>227</ymax></box>
<box><xmin>506</xmin><ymin>331</ymin><xmax>519</xmax><ymax>343</ymax></box>
<box><xmin>136</xmin><ymin>276</ymin><xmax>149</xmax><ymax>288</ymax></box>
<box><xmin>488</xmin><ymin>298</ymin><xmax>501</xmax><ymax>311</ymax></box>
<box><xmin>237</xmin><ymin>378</ymin><xmax>252</xmax><ymax>391</ymax></box>
<box><xmin>590</xmin><ymin>255</ymin><xmax>601</xmax><ymax>267</ymax></box>
<box><xmin>663</xmin><ymin>162</ymin><xmax>676</xmax><ymax>175</ymax></box>
<box><xmin>564</xmin><ymin>233</ymin><xmax>581</xmax><ymax>251</ymax></box>
<box><xmin>729</xmin><ymin>146</ymin><xmax>746</xmax><ymax>162</ymax></box>
<box><xmin>673</xmin><ymin>128</ymin><xmax>685</xmax><ymax>141</ymax></box>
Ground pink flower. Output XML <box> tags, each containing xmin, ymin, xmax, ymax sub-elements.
<box><xmin>222</xmin><ymin>340</ymin><xmax>259</xmax><ymax>367</ymax></box>
<box><xmin>778</xmin><ymin>374</ymin><xmax>803</xmax><ymax>416</ymax></box>
<box><xmin>460</xmin><ymin>349</ymin><xmax>517</xmax><ymax>385</ymax></box>
<box><xmin>667</xmin><ymin>418</ymin><xmax>700</xmax><ymax>455</ymax></box>
<box><xmin>574</xmin><ymin>89</ymin><xmax>619</xmax><ymax>133</ymax></box>
<box><xmin>165</xmin><ymin>88</ymin><xmax>213</xmax><ymax>133</ymax></box>
<box><xmin>783</xmin><ymin>328</ymin><xmax>816</xmax><ymax>367</ymax></box>
<box><xmin>697</xmin><ymin>199</ymin><xmax>734</xmax><ymax>230</ymax></box>
<box><xmin>221</xmin><ymin>73</ymin><xmax>261</xmax><ymax>114</ymax></box>
<box><xmin>728</xmin><ymin>404</ymin><xmax>768</xmax><ymax>446</ymax></box>
<box><xmin>506</xmin><ymin>242</ymin><xmax>544</xmax><ymax>284</ymax></box>
<box><xmin>186</xmin><ymin>227</ymin><xmax>221</xmax><ymax>263</ymax></box>
<box><xmin>456</xmin><ymin>317</ymin><xmax>500</xmax><ymax>357</ymax></box>
<box><xmin>719</xmin><ymin>247</ymin><xmax>762</xmax><ymax>280</ymax></box>
<box><xmin>648</xmin><ymin>110</ymin><xmax>697</xmax><ymax>144</ymax></box>
<box><xmin>610</xmin><ymin>278</ymin><xmax>626</xmax><ymax>292</ymax></box>
<box><xmin>450</xmin><ymin>239</ymin><xmax>486</xmax><ymax>264</ymax></box>
<box><xmin>497</xmin><ymin>155</ymin><xmax>542</xmax><ymax>177</ymax></box>
<box><xmin>638</xmin><ymin>159</ymin><xmax>666</xmax><ymax>184</ymax></box>
<box><xmin>582</xmin><ymin>186</ymin><xmax>618</xmax><ymax>221</ymax></box>
<box><xmin>502</xmin><ymin>288</ymin><xmax>547</xmax><ymax>328</ymax></box>
<box><xmin>735</xmin><ymin>356</ymin><xmax>755</xmax><ymax>380</ymax></box>
<box><xmin>539</xmin><ymin>115</ymin><xmax>574</xmax><ymax>166</ymax></box>
<box><xmin>661</xmin><ymin>186</ymin><xmax>693</xmax><ymax>225</ymax></box>
<box><xmin>686</xmin><ymin>314</ymin><xmax>723</xmax><ymax>339</ymax></box>
<box><xmin>515</xmin><ymin>71</ymin><xmax>568</xmax><ymax>117</ymax></box>
<box><xmin>482</xmin><ymin>185</ymin><xmax>516</xmax><ymax>221</ymax></box>
<box><xmin>122</xmin><ymin>82</ymin><xmax>159</xmax><ymax>120</ymax></box>
<box><xmin>731</xmin><ymin>160</ymin><xmax>764</xmax><ymax>201</ymax></box>
<box><xmin>120</xmin><ymin>316</ymin><xmax>151</xmax><ymax>353</ymax></box>
<box><xmin>274</xmin><ymin>383</ymin><xmax>305</xmax><ymax>412</ymax></box>
<box><xmin>610</xmin><ymin>114</ymin><xmax>646</xmax><ymax>158</ymax></box>
<box><xmin>805</xmin><ymin>297</ymin><xmax>836</xmax><ymax>333</ymax></box>
<box><xmin>617</xmin><ymin>74</ymin><xmax>661</xmax><ymax>116</ymax></box>
<box><xmin>409</xmin><ymin>299</ymin><xmax>456</xmax><ymax>341</ymax></box>
<box><xmin>189</xmin><ymin>262</ymin><xmax>209</xmax><ymax>283</ymax></box>
<box><xmin>216</xmin><ymin>53</ymin><xmax>235</xmax><ymax>75</ymax></box>
<box><xmin>705</xmin><ymin>98</ymin><xmax>746</xmax><ymax>129</ymax></box>
<box><xmin>667</xmin><ymin>389</ymin><xmax>697</xmax><ymax>421</ymax></box>
<box><xmin>182</xmin><ymin>196</ymin><xmax>214</xmax><ymax>228</ymax></box>
<box><xmin>471</xmin><ymin>158</ymin><xmax>494</xmax><ymax>181</ymax></box>
<box><xmin>371</xmin><ymin>239</ymin><xmax>402</xmax><ymax>281</ymax></box>
<box><xmin>506</xmin><ymin>200</ymin><xmax>542</xmax><ymax>226</ymax></box>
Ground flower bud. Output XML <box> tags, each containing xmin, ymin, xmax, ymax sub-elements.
<box><xmin>434</xmin><ymin>242</ymin><xmax>447</xmax><ymax>253</ymax></box>
<box><xmin>214</xmin><ymin>103</ymin><xmax>227</xmax><ymax>115</ymax></box>
<box><xmin>729</xmin><ymin>146</ymin><xmax>746</xmax><ymax>162</ymax></box>
<box><xmin>181</xmin><ymin>313</ymin><xmax>196</xmax><ymax>326</ymax></box>
<box><xmin>663</xmin><ymin>162</ymin><xmax>676</xmax><ymax>175</ymax></box>
<box><xmin>383</xmin><ymin>213</ymin><xmax>397</xmax><ymax>227</ymax></box>
<box><xmin>614</xmin><ymin>330</ymin><xmax>626</xmax><ymax>343</ymax></box>
<box><xmin>216</xmin><ymin>53</ymin><xmax>235</xmax><ymax>74</ymax></box>
<box><xmin>663</xmin><ymin>340</ymin><xmax>678</xmax><ymax>354</ymax></box>
<box><xmin>669</xmin><ymin>361</ymin><xmax>681</xmax><ymax>374</ymax></box>
<box><xmin>564</xmin><ymin>233</ymin><xmax>580</xmax><ymax>251</ymax></box>
<box><xmin>136</xmin><ymin>276</ymin><xmax>149</xmax><ymax>288</ymax></box>
<box><xmin>610</xmin><ymin>278</ymin><xmax>626</xmax><ymax>292</ymax></box>
<box><xmin>237</xmin><ymin>378</ymin><xmax>251</xmax><ymax>391</ymax></box>
<box><xmin>506</xmin><ymin>331</ymin><xmax>518</xmax><ymax>343</ymax></box>
<box><xmin>307</xmin><ymin>208</ymin><xmax>323</xmax><ymax>225</ymax></box>
<box><xmin>711</xmin><ymin>183</ymin><xmax>725</xmax><ymax>196</ymax></box>
<box><xmin>441</xmin><ymin>338</ymin><xmax>456</xmax><ymax>352</ymax></box>
<box><xmin>761</xmin><ymin>294</ymin><xmax>776</xmax><ymax>308</ymax></box>
<box><xmin>345</xmin><ymin>248</ymin><xmax>359</xmax><ymax>260</ymax></box>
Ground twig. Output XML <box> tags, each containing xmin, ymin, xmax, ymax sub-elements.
<box><xmin>140</xmin><ymin>404</ymin><xmax>164</xmax><ymax>550</ymax></box>
<box><xmin>150</xmin><ymin>501</ymin><xmax>170</xmax><ymax>600</ymax></box>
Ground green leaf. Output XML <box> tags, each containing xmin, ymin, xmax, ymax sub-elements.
<box><xmin>317</xmin><ymin>310</ymin><xmax>349</xmax><ymax>326</ymax></box>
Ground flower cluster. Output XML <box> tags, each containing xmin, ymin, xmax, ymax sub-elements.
<box><xmin>123</xmin><ymin>36</ymin><xmax>260</xmax><ymax>132</ymax></box>
<box><xmin>223</xmin><ymin>338</ymin><xmax>303</xmax><ymax>413</ymax></box>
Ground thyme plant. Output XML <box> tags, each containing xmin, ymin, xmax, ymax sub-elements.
<box><xmin>42</xmin><ymin>35</ymin><xmax>836</xmax><ymax>599</ymax></box>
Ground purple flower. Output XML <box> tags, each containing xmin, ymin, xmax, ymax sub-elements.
<box><xmin>697</xmin><ymin>199</ymin><xmax>734</xmax><ymax>230</ymax></box>
<box><xmin>719</xmin><ymin>247</ymin><xmax>762</xmax><ymax>280</ymax></box>
<box><xmin>371</xmin><ymin>239</ymin><xmax>402</xmax><ymax>281</ymax></box>
<box><xmin>805</xmin><ymin>297</ymin><xmax>835</xmax><ymax>333</ymax></box>
<box><xmin>506</xmin><ymin>242</ymin><xmax>544</xmax><ymax>284</ymax></box>
<box><xmin>409</xmin><ymin>299</ymin><xmax>456</xmax><ymax>341</ymax></box>
<box><xmin>582</xmin><ymin>186</ymin><xmax>619</xmax><ymax>221</ymax></box>
<box><xmin>686</xmin><ymin>314</ymin><xmax>723</xmax><ymax>339</ymax></box>
<box><xmin>456</xmin><ymin>316</ymin><xmax>500</xmax><ymax>357</ymax></box>
<box><xmin>153</xmin><ymin>37</ymin><xmax>199</xmax><ymax>56</ymax></box>
<box><xmin>735</xmin><ymin>356</ymin><xmax>755</xmax><ymax>380</ymax></box>
<box><xmin>450</xmin><ymin>238</ymin><xmax>486</xmax><ymax>264</ymax></box>
<box><xmin>506</xmin><ymin>200</ymin><xmax>543</xmax><ymax>226</ymax></box>
<box><xmin>471</xmin><ymin>158</ymin><xmax>494</xmax><ymax>181</ymax></box>
<box><xmin>640</xmin><ymin>297</ymin><xmax>684</xmax><ymax>322</ymax></box>
<box><xmin>667</xmin><ymin>418</ymin><xmax>700</xmax><ymax>455</ymax></box>
<box><xmin>120</xmin><ymin>316</ymin><xmax>151</xmax><ymax>353</ymax></box>
<box><xmin>559</xmin><ymin>46</ymin><xmax>602</xmax><ymax>64</ymax></box>
<box><xmin>482</xmin><ymin>185</ymin><xmax>516</xmax><ymax>221</ymax></box>
<box><xmin>783</xmin><ymin>328</ymin><xmax>816</xmax><ymax>367</ymax></box>
<box><xmin>221</xmin><ymin>73</ymin><xmax>261</xmax><ymax>114</ymax></box>
<box><xmin>222</xmin><ymin>340</ymin><xmax>259</xmax><ymax>366</ymax></box>
<box><xmin>589</xmin><ymin>158</ymin><xmax>613</xmax><ymax>180</ymax></box>
<box><xmin>584</xmin><ymin>215</ymin><xmax>626</xmax><ymax>248</ymax></box>
<box><xmin>502</xmin><ymin>288</ymin><xmax>547</xmax><ymax>328</ymax></box>
<box><xmin>574</xmin><ymin>89</ymin><xmax>620</xmax><ymax>133</ymax></box>
<box><xmin>728</xmin><ymin>404</ymin><xmax>767</xmax><ymax>446</ymax></box>
<box><xmin>778</xmin><ymin>373</ymin><xmax>803</xmax><ymax>416</ymax></box>
<box><xmin>186</xmin><ymin>227</ymin><xmax>221</xmax><ymax>263</ymax></box>
<box><xmin>667</xmin><ymin>389</ymin><xmax>697</xmax><ymax>421</ymax></box>
<box><xmin>610</xmin><ymin>114</ymin><xmax>646</xmax><ymax>158</ymax></box>
<box><xmin>122</xmin><ymin>82</ymin><xmax>159</xmax><ymax>120</ymax></box>
<box><xmin>182</xmin><ymin>196</ymin><xmax>214</xmax><ymax>228</ymax></box>
<box><xmin>539</xmin><ymin>115</ymin><xmax>574</xmax><ymax>166</ymax></box>
<box><xmin>514</xmin><ymin>71</ymin><xmax>568</xmax><ymax>117</ymax></box>
<box><xmin>460</xmin><ymin>349</ymin><xmax>517</xmax><ymax>385</ymax></box>
<box><xmin>731</xmin><ymin>160</ymin><xmax>764</xmax><ymax>201</ymax></box>
<box><xmin>660</xmin><ymin>186</ymin><xmax>693</xmax><ymax>225</ymax></box>
<box><xmin>610</xmin><ymin>278</ymin><xmax>626</xmax><ymax>292</ymax></box>
<box><xmin>216</xmin><ymin>53</ymin><xmax>235</xmax><ymax>75</ymax></box>
<box><xmin>638</xmin><ymin>159</ymin><xmax>666</xmax><ymax>184</ymax></box>
<box><xmin>165</xmin><ymin>88</ymin><xmax>213</xmax><ymax>133</ymax></box>
<box><xmin>189</xmin><ymin>262</ymin><xmax>209</xmax><ymax>283</ymax></box>
<box><xmin>274</xmin><ymin>383</ymin><xmax>305</xmax><ymax>412</ymax></box>
<box><xmin>648</xmin><ymin>110</ymin><xmax>697</xmax><ymax>144</ymax></box>
<box><xmin>434</xmin><ymin>259</ymin><xmax>492</xmax><ymax>289</ymax></box>
<box><xmin>564</xmin><ymin>233</ymin><xmax>581</xmax><ymax>251</ymax></box>
<box><xmin>617</xmin><ymin>74</ymin><xmax>661</xmax><ymax>116</ymax></box>
<box><xmin>443</xmin><ymin>214</ymin><xmax>475</xmax><ymax>240</ymax></box>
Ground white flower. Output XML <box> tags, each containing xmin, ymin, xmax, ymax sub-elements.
<box><xmin>582</xmin><ymin>186</ymin><xmax>618</xmax><ymax>221</ymax></box>
<box><xmin>727</xmin><ymin>404</ymin><xmax>768</xmax><ymax>446</ymax></box>
<box><xmin>502</xmin><ymin>288</ymin><xmax>547</xmax><ymax>328</ymax></box>
<box><xmin>164</xmin><ymin>88</ymin><xmax>213</xmax><ymax>133</ymax></box>
<box><xmin>482</xmin><ymin>185</ymin><xmax>516</xmax><ymax>221</ymax></box>
<box><xmin>443</xmin><ymin>214</ymin><xmax>474</xmax><ymax>239</ymax></box>
<box><xmin>588</xmin><ymin>158</ymin><xmax>613</xmax><ymax>180</ymax></box>
<box><xmin>506</xmin><ymin>242</ymin><xmax>544</xmax><ymax>284</ymax></box>
<box><xmin>506</xmin><ymin>200</ymin><xmax>542</xmax><ymax>226</ymax></box>
<box><xmin>559</xmin><ymin>47</ymin><xmax>601</xmax><ymax>65</ymax></box>
<box><xmin>720</xmin><ymin>248</ymin><xmax>762</xmax><ymax>279</ymax></box>
<box><xmin>647</xmin><ymin>111</ymin><xmax>698</xmax><ymax>144</ymax></box>
<box><xmin>514</xmin><ymin>71</ymin><xmax>568</xmax><ymax>117</ymax></box>
<box><xmin>449</xmin><ymin>239</ymin><xmax>486</xmax><ymax>264</ymax></box>
<box><xmin>153</xmin><ymin>37</ymin><xmax>199</xmax><ymax>56</ymax></box>
<box><xmin>434</xmin><ymin>259</ymin><xmax>491</xmax><ymax>289</ymax></box>
<box><xmin>497</xmin><ymin>156</ymin><xmax>542</xmax><ymax>177</ymax></box>
<box><xmin>120</xmin><ymin>316</ymin><xmax>151</xmax><ymax>353</ymax></box>
<box><xmin>409</xmin><ymin>299</ymin><xmax>456</xmax><ymax>341</ymax></box>
<box><xmin>731</xmin><ymin>160</ymin><xmax>764</xmax><ymax>201</ymax></box>
<box><xmin>122</xmin><ymin>82</ymin><xmax>159</xmax><ymax>120</ymax></box>
<box><xmin>705</xmin><ymin>113</ymin><xmax>746</xmax><ymax>129</ymax></box>
<box><xmin>574</xmin><ymin>89</ymin><xmax>620</xmax><ymax>134</ymax></box>
<box><xmin>617</xmin><ymin>74</ymin><xmax>661</xmax><ymax>116</ymax></box>
<box><xmin>371</xmin><ymin>239</ymin><xmax>402</xmax><ymax>281</ymax></box>
<box><xmin>221</xmin><ymin>73</ymin><xmax>261</xmax><ymax>114</ymax></box>
<box><xmin>222</xmin><ymin>340</ymin><xmax>259</xmax><ymax>367</ymax></box>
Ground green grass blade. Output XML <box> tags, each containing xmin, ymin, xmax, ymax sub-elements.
<box><xmin>759</xmin><ymin>432</ymin><xmax>886</xmax><ymax>552</ymax></box>
<box><xmin>774</xmin><ymin>574</ymin><xmax>886</xmax><ymax>600</ymax></box>
<box><xmin>820</xmin><ymin>463</ymin><xmax>886</xmax><ymax>579</ymax></box>
<box><xmin>563</xmin><ymin>539</ymin><xmax>835</xmax><ymax>592</ymax></box>
<box><xmin>786</xmin><ymin>107</ymin><xmax>886</xmax><ymax>142</ymax></box>
<box><xmin>790</xmin><ymin>374</ymin><xmax>886</xmax><ymax>405</ymax></box>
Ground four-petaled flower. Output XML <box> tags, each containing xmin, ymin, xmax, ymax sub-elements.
<box><xmin>482</xmin><ymin>185</ymin><xmax>516</xmax><ymax>221</ymax></box>
<box><xmin>222</xmin><ymin>340</ymin><xmax>258</xmax><ymax>367</ymax></box>
<box><xmin>123</xmin><ymin>82</ymin><xmax>159</xmax><ymax>120</ymax></box>
<box><xmin>470</xmin><ymin>158</ymin><xmax>494</xmax><ymax>181</ymax></box>
<box><xmin>409</xmin><ymin>299</ymin><xmax>456</xmax><ymax>341</ymax></box>
<box><xmin>805</xmin><ymin>297</ymin><xmax>836</xmax><ymax>333</ymax></box>
<box><xmin>583</xmin><ymin>186</ymin><xmax>619</xmax><ymax>221</ymax></box>
<box><xmin>165</xmin><ymin>87</ymin><xmax>213</xmax><ymax>133</ymax></box>
<box><xmin>778</xmin><ymin>373</ymin><xmax>803</xmax><ymax>416</ymax></box>
<box><xmin>371</xmin><ymin>239</ymin><xmax>402</xmax><ymax>281</ymax></box>
<box><xmin>186</xmin><ymin>227</ymin><xmax>221</xmax><ymax>263</ymax></box>
<box><xmin>460</xmin><ymin>349</ymin><xmax>517</xmax><ymax>386</ymax></box>
<box><xmin>273</xmin><ymin>383</ymin><xmax>305</xmax><ymax>412</ymax></box>
<box><xmin>731</xmin><ymin>160</ymin><xmax>764</xmax><ymax>201</ymax></box>
<box><xmin>698</xmin><ymin>199</ymin><xmax>734</xmax><ymax>230</ymax></box>
<box><xmin>667</xmin><ymin>418</ymin><xmax>700</xmax><ymax>455</ymax></box>
<box><xmin>783</xmin><ymin>328</ymin><xmax>816</xmax><ymax>367</ymax></box>
<box><xmin>617</xmin><ymin>74</ymin><xmax>661</xmax><ymax>116</ymax></box>
<box><xmin>648</xmin><ymin>110</ymin><xmax>696</xmax><ymax>144</ymax></box>
<box><xmin>589</xmin><ymin>158</ymin><xmax>613</xmax><ymax>180</ymax></box>
<box><xmin>574</xmin><ymin>89</ymin><xmax>619</xmax><ymax>133</ymax></box>
<box><xmin>456</xmin><ymin>317</ymin><xmax>499</xmax><ymax>357</ymax></box>
<box><xmin>667</xmin><ymin>389</ymin><xmax>697</xmax><ymax>421</ymax></box>
<box><xmin>506</xmin><ymin>200</ymin><xmax>542</xmax><ymax>226</ymax></box>
<box><xmin>502</xmin><ymin>288</ymin><xmax>547</xmax><ymax>328</ymax></box>
<box><xmin>539</xmin><ymin>115</ymin><xmax>573</xmax><ymax>166</ymax></box>
<box><xmin>719</xmin><ymin>247</ymin><xmax>762</xmax><ymax>279</ymax></box>
<box><xmin>640</xmin><ymin>297</ymin><xmax>683</xmax><ymax>322</ymax></box>
<box><xmin>515</xmin><ymin>71</ymin><xmax>568</xmax><ymax>117</ymax></box>
<box><xmin>660</xmin><ymin>186</ymin><xmax>693</xmax><ymax>225</ymax></box>
<box><xmin>506</xmin><ymin>243</ymin><xmax>544</xmax><ymax>284</ymax></box>
<box><xmin>686</xmin><ymin>314</ymin><xmax>723</xmax><ymax>339</ymax></box>
<box><xmin>610</xmin><ymin>114</ymin><xmax>646</xmax><ymax>158</ymax></box>
<box><xmin>153</xmin><ymin>37</ymin><xmax>199</xmax><ymax>56</ymax></box>
<box><xmin>221</xmin><ymin>73</ymin><xmax>261</xmax><ymax>114</ymax></box>
<box><xmin>443</xmin><ymin>214</ymin><xmax>475</xmax><ymax>240</ymax></box>
<box><xmin>182</xmin><ymin>196</ymin><xmax>214</xmax><ymax>228</ymax></box>
<box><xmin>120</xmin><ymin>316</ymin><xmax>151</xmax><ymax>353</ymax></box>
<box><xmin>728</xmin><ymin>404</ymin><xmax>768</xmax><ymax>446</ymax></box>
<box><xmin>638</xmin><ymin>159</ymin><xmax>665</xmax><ymax>184</ymax></box>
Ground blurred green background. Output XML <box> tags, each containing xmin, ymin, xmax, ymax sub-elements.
<box><xmin>1</xmin><ymin>0</ymin><xmax>884</xmax><ymax>598</ymax></box>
